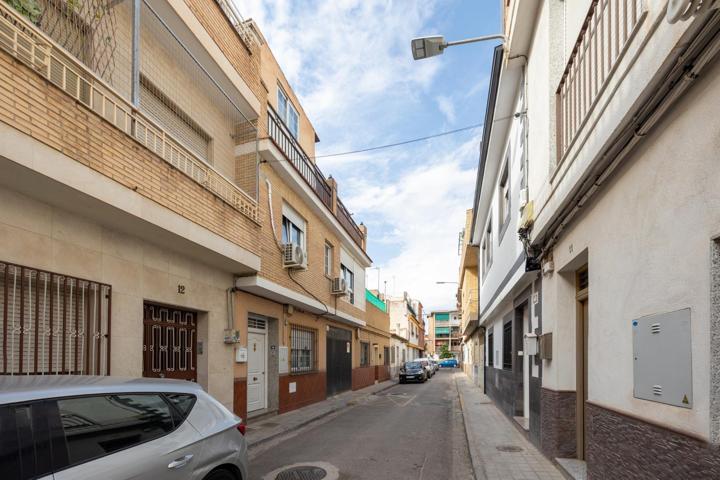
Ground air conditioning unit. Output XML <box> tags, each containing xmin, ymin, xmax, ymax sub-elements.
<box><xmin>283</xmin><ymin>243</ymin><xmax>305</xmax><ymax>269</ymax></box>
<box><xmin>331</xmin><ymin>277</ymin><xmax>349</xmax><ymax>295</ymax></box>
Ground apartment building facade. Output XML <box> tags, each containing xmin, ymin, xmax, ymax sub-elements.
<box><xmin>0</xmin><ymin>0</ymin><xmax>375</xmax><ymax>423</ymax></box>
<box><xmin>388</xmin><ymin>293</ymin><xmax>424</xmax><ymax>360</ymax></box>
<box><xmin>0</xmin><ymin>0</ymin><xmax>266</xmax><ymax>412</ymax></box>
<box><xmin>458</xmin><ymin>209</ymin><xmax>482</xmax><ymax>387</ymax></box>
<box><xmin>429</xmin><ymin>310</ymin><xmax>462</xmax><ymax>358</ymax></box>
<box><xmin>471</xmin><ymin>0</ymin><xmax>720</xmax><ymax>476</ymax></box>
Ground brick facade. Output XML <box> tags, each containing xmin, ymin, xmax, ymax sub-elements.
<box><xmin>0</xmin><ymin>51</ymin><xmax>261</xmax><ymax>256</ymax></box>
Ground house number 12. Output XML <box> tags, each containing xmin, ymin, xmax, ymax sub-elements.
<box><xmin>177</xmin><ymin>285</ymin><xmax>186</xmax><ymax>294</ymax></box>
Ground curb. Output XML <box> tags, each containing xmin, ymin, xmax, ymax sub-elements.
<box><xmin>455</xmin><ymin>375</ymin><xmax>487</xmax><ymax>480</ymax></box>
<box><xmin>248</xmin><ymin>380</ymin><xmax>397</xmax><ymax>451</ymax></box>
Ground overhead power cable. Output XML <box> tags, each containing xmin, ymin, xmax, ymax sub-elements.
<box><xmin>311</xmin><ymin>123</ymin><xmax>484</xmax><ymax>159</ymax></box>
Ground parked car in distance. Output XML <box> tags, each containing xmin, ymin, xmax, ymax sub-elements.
<box><xmin>0</xmin><ymin>376</ymin><xmax>248</xmax><ymax>480</ymax></box>
<box><xmin>399</xmin><ymin>361</ymin><xmax>428</xmax><ymax>383</ymax></box>
<box><xmin>429</xmin><ymin>359</ymin><xmax>439</xmax><ymax>372</ymax></box>
<box><xmin>415</xmin><ymin>358</ymin><xmax>434</xmax><ymax>378</ymax></box>
<box><xmin>439</xmin><ymin>358</ymin><xmax>458</xmax><ymax>368</ymax></box>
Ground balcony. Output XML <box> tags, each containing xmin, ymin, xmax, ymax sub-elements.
<box><xmin>0</xmin><ymin>0</ymin><xmax>260</xmax><ymax>224</ymax></box>
<box><xmin>556</xmin><ymin>0</ymin><xmax>645</xmax><ymax>163</ymax></box>
<box><xmin>267</xmin><ymin>105</ymin><xmax>365</xmax><ymax>249</ymax></box>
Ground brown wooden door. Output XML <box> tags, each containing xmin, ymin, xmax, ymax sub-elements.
<box><xmin>576</xmin><ymin>265</ymin><xmax>589</xmax><ymax>460</ymax></box>
<box><xmin>143</xmin><ymin>303</ymin><xmax>197</xmax><ymax>381</ymax></box>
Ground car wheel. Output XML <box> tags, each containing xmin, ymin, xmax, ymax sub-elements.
<box><xmin>203</xmin><ymin>468</ymin><xmax>237</xmax><ymax>480</ymax></box>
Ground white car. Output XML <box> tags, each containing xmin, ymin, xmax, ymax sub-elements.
<box><xmin>0</xmin><ymin>376</ymin><xmax>248</xmax><ymax>480</ymax></box>
<box><xmin>415</xmin><ymin>358</ymin><xmax>435</xmax><ymax>378</ymax></box>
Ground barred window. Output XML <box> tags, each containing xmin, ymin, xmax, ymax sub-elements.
<box><xmin>290</xmin><ymin>325</ymin><xmax>316</xmax><ymax>373</ymax></box>
<box><xmin>384</xmin><ymin>347</ymin><xmax>390</xmax><ymax>366</ymax></box>
<box><xmin>360</xmin><ymin>342</ymin><xmax>370</xmax><ymax>367</ymax></box>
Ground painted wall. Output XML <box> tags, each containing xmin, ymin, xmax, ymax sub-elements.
<box><xmin>0</xmin><ymin>186</ymin><xmax>236</xmax><ymax>408</ymax></box>
<box><xmin>541</xmin><ymin>56</ymin><xmax>720</xmax><ymax>439</ymax></box>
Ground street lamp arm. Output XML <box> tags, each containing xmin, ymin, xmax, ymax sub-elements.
<box><xmin>444</xmin><ymin>34</ymin><xmax>505</xmax><ymax>49</ymax></box>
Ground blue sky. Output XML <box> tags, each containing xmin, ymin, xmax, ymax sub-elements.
<box><xmin>236</xmin><ymin>0</ymin><xmax>502</xmax><ymax>311</ymax></box>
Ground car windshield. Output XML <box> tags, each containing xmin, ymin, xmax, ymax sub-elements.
<box><xmin>405</xmin><ymin>362</ymin><xmax>421</xmax><ymax>369</ymax></box>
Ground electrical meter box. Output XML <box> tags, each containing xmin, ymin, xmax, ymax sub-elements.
<box><xmin>278</xmin><ymin>346</ymin><xmax>289</xmax><ymax>374</ymax></box>
<box><xmin>235</xmin><ymin>347</ymin><xmax>247</xmax><ymax>363</ymax></box>
<box><xmin>633</xmin><ymin>308</ymin><xmax>692</xmax><ymax>408</ymax></box>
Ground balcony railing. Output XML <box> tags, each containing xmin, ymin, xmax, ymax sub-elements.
<box><xmin>0</xmin><ymin>1</ymin><xmax>260</xmax><ymax>224</ymax></box>
<box><xmin>267</xmin><ymin>105</ymin><xmax>365</xmax><ymax>248</ymax></box>
<box><xmin>556</xmin><ymin>0</ymin><xmax>645</xmax><ymax>162</ymax></box>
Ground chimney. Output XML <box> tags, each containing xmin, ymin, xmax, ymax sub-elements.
<box><xmin>358</xmin><ymin>222</ymin><xmax>367</xmax><ymax>250</ymax></box>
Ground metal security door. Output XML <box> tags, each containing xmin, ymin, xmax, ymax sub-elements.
<box><xmin>143</xmin><ymin>303</ymin><xmax>196</xmax><ymax>381</ymax></box>
<box><xmin>326</xmin><ymin>326</ymin><xmax>351</xmax><ymax>396</ymax></box>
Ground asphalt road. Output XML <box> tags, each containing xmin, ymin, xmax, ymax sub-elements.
<box><xmin>249</xmin><ymin>369</ymin><xmax>473</xmax><ymax>480</ymax></box>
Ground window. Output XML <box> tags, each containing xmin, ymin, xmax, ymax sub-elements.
<box><xmin>401</xmin><ymin>349</ymin><xmax>406</xmax><ymax>363</ymax></box>
<box><xmin>164</xmin><ymin>394</ymin><xmax>196</xmax><ymax>421</ymax></box>
<box><xmin>341</xmin><ymin>264</ymin><xmax>355</xmax><ymax>303</ymax></box>
<box><xmin>324</xmin><ymin>242</ymin><xmax>333</xmax><ymax>277</ymax></box>
<box><xmin>58</xmin><ymin>394</ymin><xmax>175</xmax><ymax>467</ymax></box>
<box><xmin>482</xmin><ymin>217</ymin><xmax>493</xmax><ymax>279</ymax></box>
<box><xmin>278</xmin><ymin>87</ymin><xmax>299</xmax><ymax>139</ymax></box>
<box><xmin>140</xmin><ymin>75</ymin><xmax>212</xmax><ymax>163</ymax></box>
<box><xmin>498</xmin><ymin>160</ymin><xmax>510</xmax><ymax>237</ymax></box>
<box><xmin>502</xmin><ymin>321</ymin><xmax>512</xmax><ymax>370</ymax></box>
<box><xmin>360</xmin><ymin>342</ymin><xmax>370</xmax><ymax>367</ymax></box>
<box><xmin>282</xmin><ymin>215</ymin><xmax>304</xmax><ymax>248</ymax></box>
<box><xmin>290</xmin><ymin>325</ymin><xmax>316</xmax><ymax>373</ymax></box>
<box><xmin>384</xmin><ymin>347</ymin><xmax>390</xmax><ymax>366</ymax></box>
<box><xmin>488</xmin><ymin>331</ymin><xmax>494</xmax><ymax>366</ymax></box>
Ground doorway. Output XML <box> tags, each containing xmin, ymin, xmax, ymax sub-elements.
<box><xmin>326</xmin><ymin>326</ymin><xmax>352</xmax><ymax>396</ymax></box>
<box><xmin>576</xmin><ymin>266</ymin><xmax>589</xmax><ymax>460</ymax></box>
<box><xmin>247</xmin><ymin>318</ymin><xmax>268</xmax><ymax>413</ymax></box>
<box><xmin>142</xmin><ymin>303</ymin><xmax>197</xmax><ymax>381</ymax></box>
<box><xmin>513</xmin><ymin>304</ymin><xmax>528</xmax><ymax>418</ymax></box>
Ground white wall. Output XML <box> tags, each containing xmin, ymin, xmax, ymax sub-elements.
<box><xmin>541</xmin><ymin>56</ymin><xmax>720</xmax><ymax>439</ymax></box>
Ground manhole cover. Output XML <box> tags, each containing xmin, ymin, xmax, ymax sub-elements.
<box><xmin>275</xmin><ymin>466</ymin><xmax>327</xmax><ymax>480</ymax></box>
<box><xmin>496</xmin><ymin>445</ymin><xmax>524</xmax><ymax>453</ymax></box>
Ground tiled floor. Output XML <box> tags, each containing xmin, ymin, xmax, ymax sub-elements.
<box><xmin>455</xmin><ymin>373</ymin><xmax>565</xmax><ymax>480</ymax></box>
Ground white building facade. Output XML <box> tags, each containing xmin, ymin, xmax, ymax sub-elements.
<box><xmin>473</xmin><ymin>1</ymin><xmax>720</xmax><ymax>477</ymax></box>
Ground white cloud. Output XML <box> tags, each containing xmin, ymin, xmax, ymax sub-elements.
<box><xmin>351</xmin><ymin>137</ymin><xmax>479</xmax><ymax>311</ymax></box>
<box><xmin>436</xmin><ymin>95</ymin><xmax>456</xmax><ymax>123</ymax></box>
<box><xmin>235</xmin><ymin>0</ymin><xmax>481</xmax><ymax>312</ymax></box>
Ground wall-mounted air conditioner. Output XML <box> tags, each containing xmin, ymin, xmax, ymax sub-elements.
<box><xmin>518</xmin><ymin>187</ymin><xmax>529</xmax><ymax>209</ymax></box>
<box><xmin>331</xmin><ymin>277</ymin><xmax>349</xmax><ymax>295</ymax></box>
<box><xmin>283</xmin><ymin>243</ymin><xmax>305</xmax><ymax>269</ymax></box>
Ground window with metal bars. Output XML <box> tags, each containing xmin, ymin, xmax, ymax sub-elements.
<box><xmin>0</xmin><ymin>261</ymin><xmax>111</xmax><ymax>375</ymax></box>
<box><xmin>290</xmin><ymin>325</ymin><xmax>316</xmax><ymax>374</ymax></box>
<box><xmin>488</xmin><ymin>331</ymin><xmax>494</xmax><ymax>367</ymax></box>
<box><xmin>384</xmin><ymin>346</ymin><xmax>390</xmax><ymax>366</ymax></box>
<box><xmin>360</xmin><ymin>342</ymin><xmax>370</xmax><ymax>367</ymax></box>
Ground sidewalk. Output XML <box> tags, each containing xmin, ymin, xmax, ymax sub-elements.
<box><xmin>245</xmin><ymin>379</ymin><xmax>395</xmax><ymax>451</ymax></box>
<box><xmin>455</xmin><ymin>373</ymin><xmax>565</xmax><ymax>480</ymax></box>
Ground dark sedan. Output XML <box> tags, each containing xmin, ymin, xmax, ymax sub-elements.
<box><xmin>399</xmin><ymin>361</ymin><xmax>428</xmax><ymax>383</ymax></box>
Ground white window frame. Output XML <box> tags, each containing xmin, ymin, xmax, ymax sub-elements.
<box><xmin>341</xmin><ymin>263</ymin><xmax>355</xmax><ymax>303</ymax></box>
<box><xmin>278</xmin><ymin>86</ymin><xmax>299</xmax><ymax>140</ymax></box>
<box><xmin>281</xmin><ymin>204</ymin><xmax>306</xmax><ymax>250</ymax></box>
<box><xmin>482</xmin><ymin>216</ymin><xmax>493</xmax><ymax>281</ymax></box>
<box><xmin>324</xmin><ymin>242</ymin><xmax>333</xmax><ymax>278</ymax></box>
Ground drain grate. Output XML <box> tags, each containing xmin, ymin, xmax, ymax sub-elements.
<box><xmin>275</xmin><ymin>466</ymin><xmax>327</xmax><ymax>480</ymax></box>
<box><xmin>496</xmin><ymin>445</ymin><xmax>524</xmax><ymax>453</ymax></box>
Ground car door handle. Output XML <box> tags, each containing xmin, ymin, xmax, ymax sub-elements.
<box><xmin>168</xmin><ymin>454</ymin><xmax>193</xmax><ymax>470</ymax></box>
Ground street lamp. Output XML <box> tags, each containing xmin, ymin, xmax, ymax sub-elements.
<box><xmin>411</xmin><ymin>34</ymin><xmax>505</xmax><ymax>61</ymax></box>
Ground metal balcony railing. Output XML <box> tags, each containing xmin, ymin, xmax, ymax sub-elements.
<box><xmin>556</xmin><ymin>0</ymin><xmax>645</xmax><ymax>162</ymax></box>
<box><xmin>0</xmin><ymin>1</ymin><xmax>259</xmax><ymax>224</ymax></box>
<box><xmin>267</xmin><ymin>105</ymin><xmax>365</xmax><ymax>248</ymax></box>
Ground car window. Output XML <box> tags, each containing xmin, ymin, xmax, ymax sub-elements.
<box><xmin>164</xmin><ymin>393</ymin><xmax>196</xmax><ymax>422</ymax></box>
<box><xmin>405</xmin><ymin>362</ymin><xmax>421</xmax><ymax>369</ymax></box>
<box><xmin>0</xmin><ymin>402</ymin><xmax>57</xmax><ymax>479</ymax></box>
<box><xmin>57</xmin><ymin>394</ymin><xmax>176</xmax><ymax>468</ymax></box>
